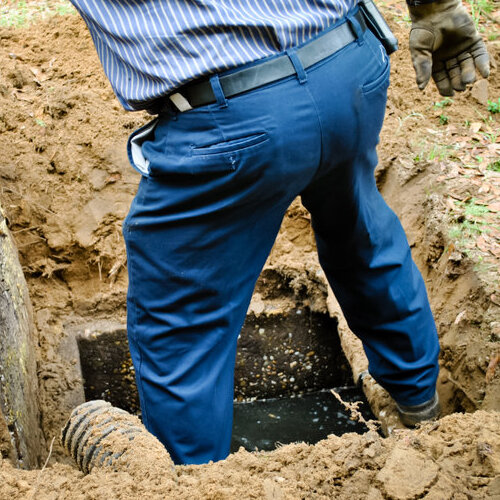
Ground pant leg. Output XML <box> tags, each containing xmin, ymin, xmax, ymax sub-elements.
<box><xmin>123</xmin><ymin>72</ymin><xmax>323</xmax><ymax>464</ymax></box>
<box><xmin>301</xmin><ymin>29</ymin><xmax>440</xmax><ymax>406</ymax></box>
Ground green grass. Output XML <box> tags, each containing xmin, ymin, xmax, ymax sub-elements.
<box><xmin>487</xmin><ymin>160</ymin><xmax>500</xmax><ymax>172</ymax></box>
<box><xmin>433</xmin><ymin>98</ymin><xmax>454</xmax><ymax>109</ymax></box>
<box><xmin>412</xmin><ymin>138</ymin><xmax>456</xmax><ymax>164</ymax></box>
<box><xmin>463</xmin><ymin>199</ymin><xmax>490</xmax><ymax>219</ymax></box>
<box><xmin>488</xmin><ymin>98</ymin><xmax>500</xmax><ymax>114</ymax></box>
<box><xmin>448</xmin><ymin>198</ymin><xmax>493</xmax><ymax>251</ymax></box>
<box><xmin>0</xmin><ymin>0</ymin><xmax>75</xmax><ymax>27</ymax></box>
<box><xmin>439</xmin><ymin>114</ymin><xmax>449</xmax><ymax>126</ymax></box>
<box><xmin>467</xmin><ymin>0</ymin><xmax>495</xmax><ymax>29</ymax></box>
<box><xmin>414</xmin><ymin>145</ymin><xmax>450</xmax><ymax>163</ymax></box>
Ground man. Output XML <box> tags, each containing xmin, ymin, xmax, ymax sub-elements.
<box><xmin>70</xmin><ymin>0</ymin><xmax>489</xmax><ymax>465</ymax></box>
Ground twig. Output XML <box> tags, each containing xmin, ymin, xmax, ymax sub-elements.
<box><xmin>330</xmin><ymin>389</ymin><xmax>379</xmax><ymax>432</ymax></box>
<box><xmin>12</xmin><ymin>226</ymin><xmax>40</xmax><ymax>234</ymax></box>
<box><xmin>1</xmin><ymin>187</ymin><xmax>58</xmax><ymax>216</ymax></box>
<box><xmin>17</xmin><ymin>234</ymin><xmax>47</xmax><ymax>247</ymax></box>
<box><xmin>28</xmin><ymin>436</ymin><xmax>56</xmax><ymax>500</ymax></box>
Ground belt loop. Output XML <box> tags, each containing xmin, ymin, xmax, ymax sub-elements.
<box><xmin>209</xmin><ymin>75</ymin><xmax>228</xmax><ymax>108</ymax></box>
<box><xmin>347</xmin><ymin>13</ymin><xmax>364</xmax><ymax>46</ymax></box>
<box><xmin>286</xmin><ymin>49</ymin><xmax>307</xmax><ymax>85</ymax></box>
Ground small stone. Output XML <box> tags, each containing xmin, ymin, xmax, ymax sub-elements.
<box><xmin>471</xmin><ymin>79</ymin><xmax>489</xmax><ymax>106</ymax></box>
<box><xmin>89</xmin><ymin>168</ymin><xmax>108</xmax><ymax>191</ymax></box>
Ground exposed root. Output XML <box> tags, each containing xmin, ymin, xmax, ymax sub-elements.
<box><xmin>28</xmin><ymin>436</ymin><xmax>55</xmax><ymax>500</ymax></box>
<box><xmin>330</xmin><ymin>388</ymin><xmax>380</xmax><ymax>433</ymax></box>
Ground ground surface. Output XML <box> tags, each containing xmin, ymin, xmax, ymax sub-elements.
<box><xmin>0</xmin><ymin>1</ymin><xmax>499</xmax><ymax>498</ymax></box>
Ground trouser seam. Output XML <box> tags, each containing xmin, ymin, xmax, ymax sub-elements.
<box><xmin>303</xmin><ymin>83</ymin><xmax>324</xmax><ymax>184</ymax></box>
<box><xmin>127</xmin><ymin>240</ymin><xmax>149</xmax><ymax>429</ymax></box>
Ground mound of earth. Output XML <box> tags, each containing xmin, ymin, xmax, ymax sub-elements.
<box><xmin>0</xmin><ymin>411</ymin><xmax>499</xmax><ymax>499</ymax></box>
<box><xmin>0</xmin><ymin>2</ymin><xmax>498</xmax><ymax>498</ymax></box>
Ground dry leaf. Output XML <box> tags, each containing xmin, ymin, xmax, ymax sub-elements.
<box><xmin>489</xmin><ymin>243</ymin><xmax>500</xmax><ymax>258</ymax></box>
<box><xmin>476</xmin><ymin>236</ymin><xmax>490</xmax><ymax>253</ymax></box>
<box><xmin>469</xmin><ymin>122</ymin><xmax>483</xmax><ymax>133</ymax></box>
<box><xmin>446</xmin><ymin>198</ymin><xmax>456</xmax><ymax>211</ymax></box>
<box><xmin>105</xmin><ymin>172</ymin><xmax>122</xmax><ymax>184</ymax></box>
<box><xmin>487</xmin><ymin>202</ymin><xmax>500</xmax><ymax>213</ymax></box>
<box><xmin>491</xmin><ymin>294</ymin><xmax>500</xmax><ymax>306</ymax></box>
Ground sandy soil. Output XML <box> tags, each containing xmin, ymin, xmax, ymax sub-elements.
<box><xmin>0</xmin><ymin>411</ymin><xmax>499</xmax><ymax>499</ymax></box>
<box><xmin>0</xmin><ymin>3</ymin><xmax>499</xmax><ymax>498</ymax></box>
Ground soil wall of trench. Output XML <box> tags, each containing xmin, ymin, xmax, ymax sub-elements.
<box><xmin>0</xmin><ymin>5</ymin><xmax>498</xmax><ymax>498</ymax></box>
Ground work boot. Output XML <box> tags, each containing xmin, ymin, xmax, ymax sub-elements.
<box><xmin>396</xmin><ymin>391</ymin><xmax>441</xmax><ymax>427</ymax></box>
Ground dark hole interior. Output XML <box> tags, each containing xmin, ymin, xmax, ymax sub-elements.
<box><xmin>77</xmin><ymin>308</ymin><xmax>375</xmax><ymax>452</ymax></box>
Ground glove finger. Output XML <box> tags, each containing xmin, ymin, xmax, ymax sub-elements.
<box><xmin>432</xmin><ymin>61</ymin><xmax>454</xmax><ymax>97</ymax></box>
<box><xmin>457</xmin><ymin>53</ymin><xmax>476</xmax><ymax>85</ymax></box>
<box><xmin>445</xmin><ymin>57</ymin><xmax>466</xmax><ymax>91</ymax></box>
<box><xmin>409</xmin><ymin>28</ymin><xmax>435</xmax><ymax>90</ymax></box>
<box><xmin>469</xmin><ymin>39</ymin><xmax>490</xmax><ymax>78</ymax></box>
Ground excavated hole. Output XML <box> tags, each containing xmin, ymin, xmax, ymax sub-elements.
<box><xmin>76</xmin><ymin>308</ymin><xmax>374</xmax><ymax>452</ymax></box>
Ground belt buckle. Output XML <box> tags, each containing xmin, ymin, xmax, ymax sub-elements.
<box><xmin>169</xmin><ymin>92</ymin><xmax>193</xmax><ymax>112</ymax></box>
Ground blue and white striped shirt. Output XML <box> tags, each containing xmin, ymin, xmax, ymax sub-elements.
<box><xmin>71</xmin><ymin>0</ymin><xmax>357</xmax><ymax>110</ymax></box>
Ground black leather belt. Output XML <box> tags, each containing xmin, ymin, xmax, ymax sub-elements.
<box><xmin>155</xmin><ymin>10</ymin><xmax>366</xmax><ymax>113</ymax></box>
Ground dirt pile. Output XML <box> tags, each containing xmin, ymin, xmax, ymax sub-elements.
<box><xmin>0</xmin><ymin>411</ymin><xmax>499</xmax><ymax>499</ymax></box>
<box><xmin>0</xmin><ymin>2</ymin><xmax>499</xmax><ymax>498</ymax></box>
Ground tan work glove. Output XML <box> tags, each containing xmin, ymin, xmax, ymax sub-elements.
<box><xmin>408</xmin><ymin>0</ymin><xmax>490</xmax><ymax>96</ymax></box>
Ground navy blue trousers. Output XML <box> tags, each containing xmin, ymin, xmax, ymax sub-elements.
<box><xmin>123</xmin><ymin>19</ymin><xmax>440</xmax><ymax>465</ymax></box>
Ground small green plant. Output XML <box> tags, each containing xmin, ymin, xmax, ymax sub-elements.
<box><xmin>427</xmin><ymin>144</ymin><xmax>451</xmax><ymax>161</ymax></box>
<box><xmin>487</xmin><ymin>160</ymin><xmax>500</xmax><ymax>172</ymax></box>
<box><xmin>434</xmin><ymin>98</ymin><xmax>453</xmax><ymax>109</ymax></box>
<box><xmin>487</xmin><ymin>98</ymin><xmax>500</xmax><ymax>114</ymax></box>
<box><xmin>35</xmin><ymin>118</ymin><xmax>47</xmax><ymax>127</ymax></box>
<box><xmin>412</xmin><ymin>140</ymin><xmax>457</xmax><ymax>163</ymax></box>
<box><xmin>480</xmin><ymin>131</ymin><xmax>498</xmax><ymax>144</ymax></box>
<box><xmin>439</xmin><ymin>114</ymin><xmax>449</xmax><ymax>126</ymax></box>
<box><xmin>448</xmin><ymin>197</ymin><xmax>493</xmax><ymax>253</ymax></box>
